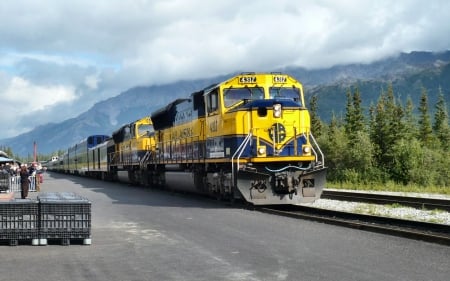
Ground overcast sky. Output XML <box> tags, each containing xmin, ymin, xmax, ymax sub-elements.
<box><xmin>1</xmin><ymin>0</ymin><xmax>449</xmax><ymax>139</ymax></box>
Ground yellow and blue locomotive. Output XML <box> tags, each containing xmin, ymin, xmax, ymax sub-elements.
<box><xmin>109</xmin><ymin>116</ymin><xmax>156</xmax><ymax>183</ymax></box>
<box><xmin>146</xmin><ymin>72</ymin><xmax>326</xmax><ymax>205</ymax></box>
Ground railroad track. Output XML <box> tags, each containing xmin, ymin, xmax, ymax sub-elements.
<box><xmin>256</xmin><ymin>205</ymin><xmax>450</xmax><ymax>246</ymax></box>
<box><xmin>321</xmin><ymin>190</ymin><xmax>450</xmax><ymax>212</ymax></box>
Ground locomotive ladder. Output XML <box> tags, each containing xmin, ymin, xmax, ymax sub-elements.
<box><xmin>231</xmin><ymin>130</ymin><xmax>253</xmax><ymax>189</ymax></box>
<box><xmin>139</xmin><ymin>150</ymin><xmax>152</xmax><ymax>168</ymax></box>
<box><xmin>307</xmin><ymin>132</ymin><xmax>325</xmax><ymax>169</ymax></box>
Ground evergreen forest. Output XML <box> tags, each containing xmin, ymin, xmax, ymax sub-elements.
<box><xmin>311</xmin><ymin>84</ymin><xmax>449</xmax><ymax>194</ymax></box>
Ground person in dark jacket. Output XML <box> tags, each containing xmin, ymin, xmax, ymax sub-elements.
<box><xmin>19</xmin><ymin>165</ymin><xmax>30</xmax><ymax>199</ymax></box>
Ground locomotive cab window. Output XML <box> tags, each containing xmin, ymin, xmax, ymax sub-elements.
<box><xmin>138</xmin><ymin>124</ymin><xmax>155</xmax><ymax>137</ymax></box>
<box><xmin>206</xmin><ymin>89</ymin><xmax>219</xmax><ymax>114</ymax></box>
<box><xmin>130</xmin><ymin>124</ymin><xmax>136</xmax><ymax>138</ymax></box>
<box><xmin>269</xmin><ymin>87</ymin><xmax>301</xmax><ymax>104</ymax></box>
<box><xmin>123</xmin><ymin>126</ymin><xmax>131</xmax><ymax>141</ymax></box>
<box><xmin>224</xmin><ymin>87</ymin><xmax>264</xmax><ymax>107</ymax></box>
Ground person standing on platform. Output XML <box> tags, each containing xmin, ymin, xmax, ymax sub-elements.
<box><xmin>19</xmin><ymin>165</ymin><xmax>30</xmax><ymax>199</ymax></box>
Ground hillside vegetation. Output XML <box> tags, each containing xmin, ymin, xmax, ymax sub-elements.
<box><xmin>311</xmin><ymin>84</ymin><xmax>450</xmax><ymax>194</ymax></box>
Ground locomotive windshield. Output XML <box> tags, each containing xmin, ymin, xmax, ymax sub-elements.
<box><xmin>269</xmin><ymin>87</ymin><xmax>301</xmax><ymax>104</ymax></box>
<box><xmin>138</xmin><ymin>124</ymin><xmax>154</xmax><ymax>136</ymax></box>
<box><xmin>223</xmin><ymin>87</ymin><xmax>264</xmax><ymax>107</ymax></box>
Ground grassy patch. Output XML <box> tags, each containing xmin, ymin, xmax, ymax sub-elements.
<box><xmin>327</xmin><ymin>181</ymin><xmax>450</xmax><ymax>195</ymax></box>
<box><xmin>386</xmin><ymin>203</ymin><xmax>403</xmax><ymax>209</ymax></box>
<box><xmin>353</xmin><ymin>204</ymin><xmax>378</xmax><ymax>215</ymax></box>
<box><xmin>430</xmin><ymin>209</ymin><xmax>445</xmax><ymax>215</ymax></box>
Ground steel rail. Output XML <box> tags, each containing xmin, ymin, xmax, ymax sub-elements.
<box><xmin>321</xmin><ymin>190</ymin><xmax>450</xmax><ymax>212</ymax></box>
<box><xmin>257</xmin><ymin>205</ymin><xmax>450</xmax><ymax>246</ymax></box>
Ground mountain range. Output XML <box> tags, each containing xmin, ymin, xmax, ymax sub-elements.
<box><xmin>2</xmin><ymin>50</ymin><xmax>450</xmax><ymax>157</ymax></box>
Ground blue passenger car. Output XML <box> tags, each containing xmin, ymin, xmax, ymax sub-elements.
<box><xmin>64</xmin><ymin>135</ymin><xmax>110</xmax><ymax>175</ymax></box>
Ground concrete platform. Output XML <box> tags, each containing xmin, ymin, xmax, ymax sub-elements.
<box><xmin>0</xmin><ymin>192</ymin><xmax>14</xmax><ymax>201</ymax></box>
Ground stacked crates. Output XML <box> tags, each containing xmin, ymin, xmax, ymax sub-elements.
<box><xmin>38</xmin><ymin>192</ymin><xmax>91</xmax><ymax>245</ymax></box>
<box><xmin>0</xmin><ymin>200</ymin><xmax>39</xmax><ymax>246</ymax></box>
<box><xmin>0</xmin><ymin>173</ymin><xmax>9</xmax><ymax>192</ymax></box>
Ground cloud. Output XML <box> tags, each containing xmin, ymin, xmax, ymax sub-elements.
<box><xmin>0</xmin><ymin>0</ymin><xmax>450</xmax><ymax>139</ymax></box>
<box><xmin>4</xmin><ymin>76</ymin><xmax>76</xmax><ymax>109</ymax></box>
<box><xmin>1</xmin><ymin>73</ymin><xmax>77</xmax><ymax>137</ymax></box>
<box><xmin>84</xmin><ymin>74</ymin><xmax>99</xmax><ymax>90</ymax></box>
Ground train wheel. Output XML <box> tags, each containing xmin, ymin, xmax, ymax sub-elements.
<box><xmin>215</xmin><ymin>191</ymin><xmax>224</xmax><ymax>201</ymax></box>
<box><xmin>227</xmin><ymin>188</ymin><xmax>236</xmax><ymax>206</ymax></box>
<box><xmin>139</xmin><ymin>170</ymin><xmax>149</xmax><ymax>186</ymax></box>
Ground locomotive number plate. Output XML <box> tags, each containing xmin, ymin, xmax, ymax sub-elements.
<box><xmin>273</xmin><ymin>76</ymin><xmax>287</xmax><ymax>83</ymax></box>
<box><xmin>239</xmin><ymin>76</ymin><xmax>257</xmax><ymax>84</ymax></box>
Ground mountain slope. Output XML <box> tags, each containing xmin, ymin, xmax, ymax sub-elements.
<box><xmin>309</xmin><ymin>62</ymin><xmax>450</xmax><ymax>121</ymax></box>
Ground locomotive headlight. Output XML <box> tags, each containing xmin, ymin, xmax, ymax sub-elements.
<box><xmin>303</xmin><ymin>146</ymin><xmax>312</xmax><ymax>155</ymax></box>
<box><xmin>257</xmin><ymin>146</ymin><xmax>266</xmax><ymax>156</ymax></box>
<box><xmin>273</xmin><ymin>103</ymin><xmax>282</xmax><ymax>118</ymax></box>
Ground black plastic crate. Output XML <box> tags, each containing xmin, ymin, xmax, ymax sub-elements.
<box><xmin>0</xmin><ymin>229</ymin><xmax>38</xmax><ymax>240</ymax></box>
<box><xmin>0</xmin><ymin>174</ymin><xmax>9</xmax><ymax>192</ymax></box>
<box><xmin>38</xmin><ymin>192</ymin><xmax>91</xmax><ymax>239</ymax></box>
<box><xmin>38</xmin><ymin>192</ymin><xmax>88</xmax><ymax>201</ymax></box>
<box><xmin>0</xmin><ymin>200</ymin><xmax>39</xmax><ymax>241</ymax></box>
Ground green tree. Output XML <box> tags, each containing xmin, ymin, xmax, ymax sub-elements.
<box><xmin>344</xmin><ymin>130</ymin><xmax>374</xmax><ymax>182</ymax></box>
<box><xmin>433</xmin><ymin>88</ymin><xmax>450</xmax><ymax>150</ymax></box>
<box><xmin>369</xmin><ymin>84</ymin><xmax>409</xmax><ymax>182</ymax></box>
<box><xmin>321</xmin><ymin>114</ymin><xmax>347</xmax><ymax>182</ymax></box>
<box><xmin>370</xmin><ymin>93</ymin><xmax>390</xmax><ymax>167</ymax></box>
<box><xmin>309</xmin><ymin>95</ymin><xmax>323</xmax><ymax>138</ymax></box>
<box><xmin>344</xmin><ymin>86</ymin><xmax>365</xmax><ymax>147</ymax></box>
<box><xmin>403</xmin><ymin>96</ymin><xmax>417</xmax><ymax>141</ymax></box>
<box><xmin>352</xmin><ymin>87</ymin><xmax>365</xmax><ymax>134</ymax></box>
<box><xmin>391</xmin><ymin>139</ymin><xmax>422</xmax><ymax>185</ymax></box>
<box><xmin>384</xmin><ymin>84</ymin><xmax>405</xmax><ymax>147</ymax></box>
<box><xmin>344</xmin><ymin>88</ymin><xmax>353</xmax><ymax>136</ymax></box>
<box><xmin>418</xmin><ymin>87</ymin><xmax>434</xmax><ymax>146</ymax></box>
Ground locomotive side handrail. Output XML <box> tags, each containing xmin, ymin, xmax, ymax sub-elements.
<box><xmin>231</xmin><ymin>130</ymin><xmax>253</xmax><ymax>186</ymax></box>
<box><xmin>307</xmin><ymin>133</ymin><xmax>325</xmax><ymax>168</ymax></box>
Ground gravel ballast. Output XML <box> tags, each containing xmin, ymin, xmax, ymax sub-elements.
<box><xmin>305</xmin><ymin>190</ymin><xmax>450</xmax><ymax>225</ymax></box>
